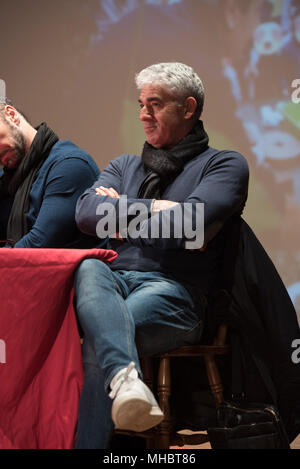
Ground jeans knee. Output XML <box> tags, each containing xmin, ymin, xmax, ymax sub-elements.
<box><xmin>76</xmin><ymin>258</ymin><xmax>107</xmax><ymax>281</ymax></box>
<box><xmin>75</xmin><ymin>258</ymin><xmax>111</xmax><ymax>293</ymax></box>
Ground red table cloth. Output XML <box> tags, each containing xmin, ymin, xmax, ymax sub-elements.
<box><xmin>0</xmin><ymin>248</ymin><xmax>117</xmax><ymax>449</ymax></box>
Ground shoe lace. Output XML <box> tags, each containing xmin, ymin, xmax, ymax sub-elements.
<box><xmin>109</xmin><ymin>362</ymin><xmax>136</xmax><ymax>399</ymax></box>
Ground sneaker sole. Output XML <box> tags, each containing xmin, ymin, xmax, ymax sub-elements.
<box><xmin>112</xmin><ymin>395</ymin><xmax>164</xmax><ymax>432</ymax></box>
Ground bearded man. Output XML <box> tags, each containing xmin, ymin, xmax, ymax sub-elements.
<box><xmin>0</xmin><ymin>101</ymin><xmax>100</xmax><ymax>248</ymax></box>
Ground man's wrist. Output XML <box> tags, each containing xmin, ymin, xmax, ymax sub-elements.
<box><xmin>151</xmin><ymin>199</ymin><xmax>179</xmax><ymax>214</ymax></box>
<box><xmin>150</xmin><ymin>199</ymin><xmax>157</xmax><ymax>214</ymax></box>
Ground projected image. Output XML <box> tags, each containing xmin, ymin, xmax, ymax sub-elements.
<box><xmin>92</xmin><ymin>0</ymin><xmax>300</xmax><ymax>201</ymax></box>
<box><xmin>85</xmin><ymin>0</ymin><xmax>300</xmax><ymax>315</ymax></box>
<box><xmin>240</xmin><ymin>0</ymin><xmax>300</xmax><ymax>204</ymax></box>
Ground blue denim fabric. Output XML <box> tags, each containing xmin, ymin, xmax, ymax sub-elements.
<box><xmin>74</xmin><ymin>258</ymin><xmax>206</xmax><ymax>449</ymax></box>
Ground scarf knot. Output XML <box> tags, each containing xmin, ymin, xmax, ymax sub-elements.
<box><xmin>137</xmin><ymin>120</ymin><xmax>209</xmax><ymax>199</ymax></box>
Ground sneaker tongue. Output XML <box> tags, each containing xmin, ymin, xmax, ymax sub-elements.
<box><xmin>127</xmin><ymin>363</ymin><xmax>138</xmax><ymax>379</ymax></box>
<box><xmin>109</xmin><ymin>362</ymin><xmax>137</xmax><ymax>399</ymax></box>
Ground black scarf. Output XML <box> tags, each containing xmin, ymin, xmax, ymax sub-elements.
<box><xmin>5</xmin><ymin>123</ymin><xmax>59</xmax><ymax>243</ymax></box>
<box><xmin>137</xmin><ymin>120</ymin><xmax>209</xmax><ymax>199</ymax></box>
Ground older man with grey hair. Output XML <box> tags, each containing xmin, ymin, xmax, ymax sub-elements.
<box><xmin>74</xmin><ymin>62</ymin><xmax>249</xmax><ymax>448</ymax></box>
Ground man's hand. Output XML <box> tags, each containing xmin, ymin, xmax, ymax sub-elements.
<box><xmin>95</xmin><ymin>186</ymin><xmax>122</xmax><ymax>240</ymax></box>
<box><xmin>152</xmin><ymin>199</ymin><xmax>179</xmax><ymax>214</ymax></box>
<box><xmin>95</xmin><ymin>186</ymin><xmax>120</xmax><ymax>198</ymax></box>
<box><xmin>94</xmin><ymin>192</ymin><xmax>203</xmax><ymax>248</ymax></box>
<box><xmin>152</xmin><ymin>199</ymin><xmax>206</xmax><ymax>251</ymax></box>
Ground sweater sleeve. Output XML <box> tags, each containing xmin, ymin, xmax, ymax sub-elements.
<box><xmin>75</xmin><ymin>156</ymin><xmax>153</xmax><ymax>238</ymax></box>
<box><xmin>14</xmin><ymin>157</ymin><xmax>100</xmax><ymax>248</ymax></box>
<box><xmin>125</xmin><ymin>151</ymin><xmax>249</xmax><ymax>249</ymax></box>
<box><xmin>76</xmin><ymin>151</ymin><xmax>249</xmax><ymax>250</ymax></box>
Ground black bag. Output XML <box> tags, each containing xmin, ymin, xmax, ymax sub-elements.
<box><xmin>207</xmin><ymin>401</ymin><xmax>290</xmax><ymax>449</ymax></box>
<box><xmin>207</xmin><ymin>331</ymin><xmax>290</xmax><ymax>449</ymax></box>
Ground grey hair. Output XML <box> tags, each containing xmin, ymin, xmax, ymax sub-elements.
<box><xmin>135</xmin><ymin>62</ymin><xmax>205</xmax><ymax>118</ymax></box>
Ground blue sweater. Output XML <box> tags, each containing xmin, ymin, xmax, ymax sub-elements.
<box><xmin>76</xmin><ymin>146</ymin><xmax>249</xmax><ymax>293</ymax></box>
<box><xmin>0</xmin><ymin>140</ymin><xmax>101</xmax><ymax>248</ymax></box>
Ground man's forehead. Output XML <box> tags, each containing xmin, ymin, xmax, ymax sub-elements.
<box><xmin>138</xmin><ymin>95</ymin><xmax>163</xmax><ymax>103</ymax></box>
<box><xmin>139</xmin><ymin>85</ymin><xmax>175</xmax><ymax>102</ymax></box>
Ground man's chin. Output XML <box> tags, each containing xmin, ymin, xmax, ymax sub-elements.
<box><xmin>2</xmin><ymin>153</ymin><xmax>22</xmax><ymax>169</ymax></box>
<box><xmin>6</xmin><ymin>161</ymin><xmax>19</xmax><ymax>169</ymax></box>
<box><xmin>146</xmin><ymin>138</ymin><xmax>163</xmax><ymax>149</ymax></box>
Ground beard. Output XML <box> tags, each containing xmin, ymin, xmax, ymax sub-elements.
<box><xmin>0</xmin><ymin>118</ymin><xmax>27</xmax><ymax>169</ymax></box>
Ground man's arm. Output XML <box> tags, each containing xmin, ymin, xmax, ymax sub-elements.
<box><xmin>14</xmin><ymin>158</ymin><xmax>100</xmax><ymax>248</ymax></box>
<box><xmin>76</xmin><ymin>151</ymin><xmax>249</xmax><ymax>250</ymax></box>
<box><xmin>124</xmin><ymin>151</ymin><xmax>249</xmax><ymax>250</ymax></box>
<box><xmin>75</xmin><ymin>157</ymin><xmax>153</xmax><ymax>237</ymax></box>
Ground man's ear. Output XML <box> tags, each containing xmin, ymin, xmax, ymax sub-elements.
<box><xmin>4</xmin><ymin>105</ymin><xmax>20</xmax><ymax>126</ymax></box>
<box><xmin>183</xmin><ymin>97</ymin><xmax>198</xmax><ymax>120</ymax></box>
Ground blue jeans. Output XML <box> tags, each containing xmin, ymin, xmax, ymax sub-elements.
<box><xmin>74</xmin><ymin>259</ymin><xmax>206</xmax><ymax>449</ymax></box>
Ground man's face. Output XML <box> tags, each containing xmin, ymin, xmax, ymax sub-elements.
<box><xmin>139</xmin><ymin>85</ymin><xmax>188</xmax><ymax>149</ymax></box>
<box><xmin>0</xmin><ymin>115</ymin><xmax>26</xmax><ymax>169</ymax></box>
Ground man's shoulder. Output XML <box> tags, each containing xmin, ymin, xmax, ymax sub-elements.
<box><xmin>112</xmin><ymin>153</ymin><xmax>141</xmax><ymax>163</ymax></box>
<box><xmin>51</xmin><ymin>139</ymin><xmax>93</xmax><ymax>159</ymax></box>
<box><xmin>108</xmin><ymin>153</ymin><xmax>142</xmax><ymax>170</ymax></box>
<box><xmin>201</xmin><ymin>146</ymin><xmax>246</xmax><ymax>160</ymax></box>
<box><xmin>201</xmin><ymin>146</ymin><xmax>249</xmax><ymax>171</ymax></box>
<box><xmin>45</xmin><ymin>140</ymin><xmax>100</xmax><ymax>172</ymax></box>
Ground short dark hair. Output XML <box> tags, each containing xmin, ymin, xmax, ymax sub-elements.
<box><xmin>0</xmin><ymin>98</ymin><xmax>32</xmax><ymax>125</ymax></box>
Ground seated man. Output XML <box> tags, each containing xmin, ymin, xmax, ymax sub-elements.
<box><xmin>0</xmin><ymin>100</ymin><xmax>100</xmax><ymax>248</ymax></box>
<box><xmin>74</xmin><ymin>62</ymin><xmax>249</xmax><ymax>448</ymax></box>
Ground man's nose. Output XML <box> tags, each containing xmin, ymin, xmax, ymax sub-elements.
<box><xmin>140</xmin><ymin>106</ymin><xmax>153</xmax><ymax>121</ymax></box>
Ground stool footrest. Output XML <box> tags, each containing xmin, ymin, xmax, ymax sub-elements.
<box><xmin>155</xmin><ymin>344</ymin><xmax>230</xmax><ymax>357</ymax></box>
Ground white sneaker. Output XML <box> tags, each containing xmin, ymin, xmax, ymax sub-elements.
<box><xmin>109</xmin><ymin>362</ymin><xmax>164</xmax><ymax>432</ymax></box>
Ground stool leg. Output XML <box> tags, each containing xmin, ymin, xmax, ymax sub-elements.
<box><xmin>141</xmin><ymin>357</ymin><xmax>154</xmax><ymax>391</ymax></box>
<box><xmin>157</xmin><ymin>357</ymin><xmax>171</xmax><ymax>449</ymax></box>
<box><xmin>204</xmin><ymin>354</ymin><xmax>224</xmax><ymax>406</ymax></box>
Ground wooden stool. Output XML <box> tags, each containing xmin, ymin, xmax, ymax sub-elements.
<box><xmin>115</xmin><ymin>324</ymin><xmax>230</xmax><ymax>449</ymax></box>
